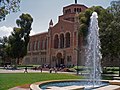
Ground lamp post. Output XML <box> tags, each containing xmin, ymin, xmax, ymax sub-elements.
<box><xmin>74</xmin><ymin>48</ymin><xmax>81</xmax><ymax>75</ymax></box>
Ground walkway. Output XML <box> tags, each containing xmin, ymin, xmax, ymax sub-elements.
<box><xmin>0</xmin><ymin>68</ymin><xmax>76</xmax><ymax>74</ymax></box>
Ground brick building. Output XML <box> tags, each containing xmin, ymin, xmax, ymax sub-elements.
<box><xmin>23</xmin><ymin>3</ymin><xmax>88</xmax><ymax>67</ymax></box>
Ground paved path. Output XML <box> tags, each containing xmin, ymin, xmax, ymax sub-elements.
<box><xmin>0</xmin><ymin>66</ymin><xmax>78</xmax><ymax>74</ymax></box>
<box><xmin>9</xmin><ymin>87</ymin><xmax>30</xmax><ymax>90</ymax></box>
<box><xmin>95</xmin><ymin>85</ymin><xmax>120</xmax><ymax>90</ymax></box>
<box><xmin>0</xmin><ymin>69</ymin><xmax>76</xmax><ymax>74</ymax></box>
<box><xmin>0</xmin><ymin>69</ymin><xmax>47</xmax><ymax>73</ymax></box>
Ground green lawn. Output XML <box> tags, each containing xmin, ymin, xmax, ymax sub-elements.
<box><xmin>0</xmin><ymin>73</ymin><xmax>82</xmax><ymax>90</ymax></box>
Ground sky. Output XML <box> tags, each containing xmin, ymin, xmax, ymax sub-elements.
<box><xmin>0</xmin><ymin>0</ymin><xmax>113</xmax><ymax>37</ymax></box>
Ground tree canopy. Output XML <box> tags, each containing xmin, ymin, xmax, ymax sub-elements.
<box><xmin>78</xmin><ymin>6</ymin><xmax>111</xmax><ymax>45</ymax></box>
<box><xmin>78</xmin><ymin>0</ymin><xmax>120</xmax><ymax>69</ymax></box>
<box><xmin>7</xmin><ymin>13</ymin><xmax>33</xmax><ymax>66</ymax></box>
<box><xmin>0</xmin><ymin>0</ymin><xmax>21</xmax><ymax>21</ymax></box>
<box><xmin>100</xmin><ymin>0</ymin><xmax>120</xmax><ymax>64</ymax></box>
<box><xmin>0</xmin><ymin>36</ymin><xmax>8</xmax><ymax>66</ymax></box>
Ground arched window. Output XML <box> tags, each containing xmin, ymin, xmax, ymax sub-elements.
<box><xmin>67</xmin><ymin>56</ymin><xmax>72</xmax><ymax>62</ymax></box>
<box><xmin>54</xmin><ymin>34</ymin><xmax>59</xmax><ymax>48</ymax></box>
<box><xmin>74</xmin><ymin>8</ymin><xmax>81</xmax><ymax>13</ymax></box>
<box><xmin>27</xmin><ymin>43</ymin><xmax>29</xmax><ymax>51</ymax></box>
<box><xmin>77</xmin><ymin>8</ymin><xmax>81</xmax><ymax>13</ymax></box>
<box><xmin>33</xmin><ymin>41</ymin><xmax>35</xmax><ymax>51</ymax></box>
<box><xmin>38</xmin><ymin>41</ymin><xmax>40</xmax><ymax>50</ymax></box>
<box><xmin>41</xmin><ymin>40</ymin><xmax>43</xmax><ymax>50</ymax></box>
<box><xmin>30</xmin><ymin>42</ymin><xmax>32</xmax><ymax>51</ymax></box>
<box><xmin>42</xmin><ymin>40</ymin><xmax>45</xmax><ymax>50</ymax></box>
<box><xmin>45</xmin><ymin>39</ymin><xmax>47</xmax><ymax>50</ymax></box>
<box><xmin>36</xmin><ymin>41</ymin><xmax>38</xmax><ymax>50</ymax></box>
<box><xmin>34</xmin><ymin>41</ymin><xmax>37</xmax><ymax>50</ymax></box>
<box><xmin>74</xmin><ymin>8</ymin><xmax>77</xmax><ymax>13</ymax></box>
<box><xmin>65</xmin><ymin>32</ymin><xmax>70</xmax><ymax>48</ymax></box>
<box><xmin>60</xmin><ymin>34</ymin><xmax>64</xmax><ymax>48</ymax></box>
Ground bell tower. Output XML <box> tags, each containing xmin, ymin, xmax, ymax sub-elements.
<box><xmin>61</xmin><ymin>1</ymin><xmax>88</xmax><ymax>22</ymax></box>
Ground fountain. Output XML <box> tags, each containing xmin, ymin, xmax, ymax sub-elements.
<box><xmin>30</xmin><ymin>12</ymin><xmax>110</xmax><ymax>90</ymax></box>
<box><xmin>85</xmin><ymin>12</ymin><xmax>102</xmax><ymax>88</ymax></box>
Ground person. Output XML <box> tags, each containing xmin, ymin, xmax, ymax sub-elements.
<box><xmin>54</xmin><ymin>67</ymin><xmax>57</xmax><ymax>73</ymax></box>
<box><xmin>49</xmin><ymin>68</ymin><xmax>52</xmax><ymax>73</ymax></box>
<box><xmin>24</xmin><ymin>66</ymin><xmax>28</xmax><ymax>73</ymax></box>
<box><xmin>40</xmin><ymin>67</ymin><xmax>42</xmax><ymax>73</ymax></box>
<box><xmin>34</xmin><ymin>67</ymin><xmax>37</xmax><ymax>71</ymax></box>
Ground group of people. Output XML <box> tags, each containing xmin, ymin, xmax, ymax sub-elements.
<box><xmin>24</xmin><ymin>66</ymin><xmax>59</xmax><ymax>73</ymax></box>
<box><xmin>49</xmin><ymin>67</ymin><xmax>58</xmax><ymax>73</ymax></box>
<box><xmin>24</xmin><ymin>66</ymin><xmax>43</xmax><ymax>73</ymax></box>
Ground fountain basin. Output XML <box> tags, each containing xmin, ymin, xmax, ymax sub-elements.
<box><xmin>30</xmin><ymin>79</ymin><xmax>109</xmax><ymax>90</ymax></box>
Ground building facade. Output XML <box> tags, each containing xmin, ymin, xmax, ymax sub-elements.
<box><xmin>23</xmin><ymin>3</ymin><xmax>88</xmax><ymax>67</ymax></box>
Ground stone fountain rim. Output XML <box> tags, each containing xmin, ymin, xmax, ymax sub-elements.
<box><xmin>30</xmin><ymin>79</ymin><xmax>110</xmax><ymax>90</ymax></box>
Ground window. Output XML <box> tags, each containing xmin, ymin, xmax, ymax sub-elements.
<box><xmin>38</xmin><ymin>41</ymin><xmax>40</xmax><ymax>50</ymax></box>
<box><xmin>60</xmin><ymin>34</ymin><xmax>64</xmax><ymax>48</ymax></box>
<box><xmin>67</xmin><ymin>56</ymin><xmax>72</xmax><ymax>62</ymax></box>
<box><xmin>42</xmin><ymin>40</ymin><xmax>45</xmax><ymax>50</ymax></box>
<box><xmin>52</xmin><ymin>56</ymin><xmax>56</xmax><ymax>62</ymax></box>
<box><xmin>74</xmin><ymin>8</ymin><xmax>77</xmax><ymax>13</ymax></box>
<box><xmin>44</xmin><ymin>58</ymin><xmax>46</xmax><ymax>63</ymax></box>
<box><xmin>36</xmin><ymin>41</ymin><xmax>38</xmax><ymax>50</ymax></box>
<box><xmin>65</xmin><ymin>32</ymin><xmax>70</xmax><ymax>48</ymax></box>
<box><xmin>74</xmin><ymin>8</ymin><xmax>81</xmax><ymax>13</ymax></box>
<box><xmin>41</xmin><ymin>40</ymin><xmax>45</xmax><ymax>50</ymax></box>
<box><xmin>32</xmin><ymin>41</ymin><xmax>35</xmax><ymax>51</ymax></box>
<box><xmin>65</xmin><ymin>9</ymin><xmax>71</xmax><ymax>14</ymax></box>
<box><xmin>30</xmin><ymin>42</ymin><xmax>32</xmax><ymax>51</ymax></box>
<box><xmin>34</xmin><ymin>41</ymin><xmax>37</xmax><ymax>50</ymax></box>
<box><xmin>27</xmin><ymin>43</ymin><xmax>30</xmax><ymax>51</ymax></box>
<box><xmin>45</xmin><ymin>39</ymin><xmax>47</xmax><ymax>50</ymax></box>
<box><xmin>77</xmin><ymin>8</ymin><xmax>81</xmax><ymax>13</ymax></box>
<box><xmin>54</xmin><ymin>34</ymin><xmax>59</xmax><ymax>48</ymax></box>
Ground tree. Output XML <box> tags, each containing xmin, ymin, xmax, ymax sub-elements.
<box><xmin>100</xmin><ymin>0</ymin><xmax>120</xmax><ymax>76</ymax></box>
<box><xmin>0</xmin><ymin>0</ymin><xmax>21</xmax><ymax>21</ymax></box>
<box><xmin>78</xmin><ymin>9</ymin><xmax>92</xmax><ymax>45</ymax></box>
<box><xmin>0</xmin><ymin>36</ymin><xmax>9</xmax><ymax>66</ymax></box>
<box><xmin>78</xmin><ymin>6</ymin><xmax>108</xmax><ymax>45</ymax></box>
<box><xmin>7</xmin><ymin>13</ymin><xmax>33</xmax><ymax>68</ymax></box>
<box><xmin>109</xmin><ymin>0</ymin><xmax>120</xmax><ymax>16</ymax></box>
<box><xmin>78</xmin><ymin>6</ymin><xmax>114</xmax><ymax>68</ymax></box>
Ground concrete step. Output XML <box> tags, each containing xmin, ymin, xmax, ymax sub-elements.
<box><xmin>95</xmin><ymin>85</ymin><xmax>120</xmax><ymax>90</ymax></box>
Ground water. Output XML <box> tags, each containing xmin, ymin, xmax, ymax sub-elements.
<box><xmin>40</xmin><ymin>81</ymin><xmax>108</xmax><ymax>90</ymax></box>
<box><xmin>85</xmin><ymin>12</ymin><xmax>102</xmax><ymax>87</ymax></box>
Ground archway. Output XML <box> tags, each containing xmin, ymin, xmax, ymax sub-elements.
<box><xmin>56</xmin><ymin>53</ymin><xmax>64</xmax><ymax>67</ymax></box>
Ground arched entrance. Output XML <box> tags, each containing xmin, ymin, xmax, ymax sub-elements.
<box><xmin>56</xmin><ymin>53</ymin><xmax>64</xmax><ymax>67</ymax></box>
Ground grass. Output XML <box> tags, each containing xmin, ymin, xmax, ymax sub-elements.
<box><xmin>0</xmin><ymin>73</ymin><xmax>82</xmax><ymax>90</ymax></box>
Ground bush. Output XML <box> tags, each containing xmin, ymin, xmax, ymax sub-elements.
<box><xmin>102</xmin><ymin>67</ymin><xmax>118</xmax><ymax>74</ymax></box>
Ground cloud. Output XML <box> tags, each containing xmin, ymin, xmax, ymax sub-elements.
<box><xmin>0</xmin><ymin>26</ymin><xmax>13</xmax><ymax>37</ymax></box>
<box><xmin>0</xmin><ymin>26</ymin><xmax>36</xmax><ymax>37</ymax></box>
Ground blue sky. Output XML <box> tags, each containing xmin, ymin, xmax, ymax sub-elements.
<box><xmin>0</xmin><ymin>0</ymin><xmax>112</xmax><ymax>37</ymax></box>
